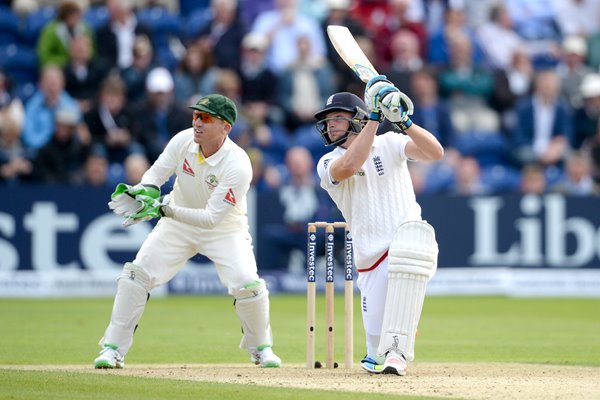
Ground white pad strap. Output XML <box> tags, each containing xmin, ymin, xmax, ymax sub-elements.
<box><xmin>377</xmin><ymin>221</ymin><xmax>438</xmax><ymax>361</ymax></box>
<box><xmin>233</xmin><ymin>279</ymin><xmax>273</xmax><ymax>351</ymax></box>
<box><xmin>99</xmin><ymin>263</ymin><xmax>151</xmax><ymax>356</ymax></box>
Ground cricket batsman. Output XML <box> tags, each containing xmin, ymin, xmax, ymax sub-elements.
<box><xmin>314</xmin><ymin>78</ymin><xmax>444</xmax><ymax>375</ymax></box>
<box><xmin>94</xmin><ymin>94</ymin><xmax>281</xmax><ymax>369</ymax></box>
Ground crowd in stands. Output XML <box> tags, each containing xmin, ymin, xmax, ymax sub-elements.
<box><xmin>1</xmin><ymin>0</ymin><xmax>600</xmax><ymax>204</ymax></box>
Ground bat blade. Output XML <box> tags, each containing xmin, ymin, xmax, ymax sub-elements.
<box><xmin>327</xmin><ymin>25</ymin><xmax>378</xmax><ymax>83</ymax></box>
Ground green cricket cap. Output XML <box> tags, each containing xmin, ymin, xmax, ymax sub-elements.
<box><xmin>189</xmin><ymin>94</ymin><xmax>237</xmax><ymax>125</ymax></box>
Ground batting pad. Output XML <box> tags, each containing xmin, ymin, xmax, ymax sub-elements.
<box><xmin>99</xmin><ymin>263</ymin><xmax>151</xmax><ymax>356</ymax></box>
<box><xmin>377</xmin><ymin>221</ymin><xmax>438</xmax><ymax>361</ymax></box>
<box><xmin>233</xmin><ymin>280</ymin><xmax>273</xmax><ymax>351</ymax></box>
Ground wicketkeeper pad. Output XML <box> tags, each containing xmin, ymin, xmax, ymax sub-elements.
<box><xmin>377</xmin><ymin>221</ymin><xmax>438</xmax><ymax>361</ymax></box>
<box><xmin>233</xmin><ymin>279</ymin><xmax>274</xmax><ymax>351</ymax></box>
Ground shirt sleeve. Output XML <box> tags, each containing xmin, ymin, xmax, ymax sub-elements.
<box><xmin>317</xmin><ymin>153</ymin><xmax>341</xmax><ymax>190</ymax></box>
<box><xmin>140</xmin><ymin>132</ymin><xmax>186</xmax><ymax>187</ymax></box>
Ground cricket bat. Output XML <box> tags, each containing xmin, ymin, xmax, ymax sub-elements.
<box><xmin>327</xmin><ymin>25</ymin><xmax>398</xmax><ymax>112</ymax></box>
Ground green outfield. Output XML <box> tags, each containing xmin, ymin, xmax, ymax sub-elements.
<box><xmin>1</xmin><ymin>295</ymin><xmax>599</xmax><ymax>399</ymax></box>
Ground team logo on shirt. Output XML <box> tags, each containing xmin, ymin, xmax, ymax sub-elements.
<box><xmin>224</xmin><ymin>188</ymin><xmax>236</xmax><ymax>205</ymax></box>
<box><xmin>373</xmin><ymin>156</ymin><xmax>384</xmax><ymax>176</ymax></box>
<box><xmin>182</xmin><ymin>159</ymin><xmax>195</xmax><ymax>176</ymax></box>
<box><xmin>205</xmin><ymin>174</ymin><xmax>218</xmax><ymax>190</ymax></box>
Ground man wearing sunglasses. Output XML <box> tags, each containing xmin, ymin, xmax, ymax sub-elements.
<box><xmin>95</xmin><ymin>94</ymin><xmax>282</xmax><ymax>369</ymax></box>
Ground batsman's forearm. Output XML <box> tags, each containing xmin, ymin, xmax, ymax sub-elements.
<box><xmin>405</xmin><ymin>124</ymin><xmax>444</xmax><ymax>161</ymax></box>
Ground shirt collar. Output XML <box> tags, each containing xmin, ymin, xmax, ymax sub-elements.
<box><xmin>187</xmin><ymin>136</ymin><xmax>232</xmax><ymax>166</ymax></box>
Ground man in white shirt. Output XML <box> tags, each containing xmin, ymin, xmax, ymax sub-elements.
<box><xmin>315</xmin><ymin>80</ymin><xmax>443</xmax><ymax>375</ymax></box>
<box><xmin>94</xmin><ymin>94</ymin><xmax>281</xmax><ymax>369</ymax></box>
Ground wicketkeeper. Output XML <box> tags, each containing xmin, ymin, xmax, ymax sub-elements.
<box><xmin>94</xmin><ymin>94</ymin><xmax>281</xmax><ymax>369</ymax></box>
<box><xmin>314</xmin><ymin>78</ymin><xmax>444</xmax><ymax>375</ymax></box>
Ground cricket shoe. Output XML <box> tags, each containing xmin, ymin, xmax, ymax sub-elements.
<box><xmin>94</xmin><ymin>344</ymin><xmax>125</xmax><ymax>369</ymax></box>
<box><xmin>381</xmin><ymin>350</ymin><xmax>407</xmax><ymax>376</ymax></box>
<box><xmin>250</xmin><ymin>345</ymin><xmax>282</xmax><ymax>368</ymax></box>
<box><xmin>359</xmin><ymin>355</ymin><xmax>383</xmax><ymax>374</ymax></box>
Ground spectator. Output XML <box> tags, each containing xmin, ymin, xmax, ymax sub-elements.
<box><xmin>64</xmin><ymin>35</ymin><xmax>109</xmax><ymax>113</ymax></box>
<box><xmin>382</xmin><ymin>29</ymin><xmax>424</xmax><ymax>101</ymax></box>
<box><xmin>84</xmin><ymin>75</ymin><xmax>140</xmax><ymax>164</ymax></box>
<box><xmin>195</xmin><ymin>0</ymin><xmax>247</xmax><ymax>71</ymax></box>
<box><xmin>36</xmin><ymin>0</ymin><xmax>95</xmax><ymax>68</ymax></box>
<box><xmin>251</xmin><ymin>0</ymin><xmax>327</xmax><ymax>74</ymax></box>
<box><xmin>33</xmin><ymin>106</ymin><xmax>90</xmax><ymax>184</ymax></box>
<box><xmin>246</xmin><ymin>147</ymin><xmax>282</xmax><ymax>191</ymax></box>
<box><xmin>477</xmin><ymin>3</ymin><xmax>524</xmax><ymax>70</ymax></box>
<box><xmin>452</xmin><ymin>155</ymin><xmax>488</xmax><ymax>195</ymax></box>
<box><xmin>557</xmin><ymin>36</ymin><xmax>593</xmax><ymax>110</ymax></box>
<box><xmin>80</xmin><ymin>148</ymin><xmax>110</xmax><ymax>187</ymax></box>
<box><xmin>263</xmin><ymin>146</ymin><xmax>322</xmax><ymax>270</ymax></box>
<box><xmin>95</xmin><ymin>0</ymin><xmax>153</xmax><ymax>71</ymax></box>
<box><xmin>238</xmin><ymin>33</ymin><xmax>278</xmax><ymax>106</ymax></box>
<box><xmin>320</xmin><ymin>0</ymin><xmax>365</xmax><ymax>93</ymax></box>
<box><xmin>553</xmin><ymin>151</ymin><xmax>595</xmax><ymax>195</ymax></box>
<box><xmin>173</xmin><ymin>43</ymin><xmax>218</xmax><ymax>105</ymax></box>
<box><xmin>121</xmin><ymin>34</ymin><xmax>156</xmax><ymax>103</ymax></box>
<box><xmin>506</xmin><ymin>48</ymin><xmax>535</xmax><ymax>100</ymax></box>
<box><xmin>21</xmin><ymin>66</ymin><xmax>81</xmax><ymax>152</ymax></box>
<box><xmin>278</xmin><ymin>34</ymin><xmax>335</xmax><ymax>131</ymax></box>
<box><xmin>510</xmin><ymin>69</ymin><xmax>572</xmax><ymax>167</ymax></box>
<box><xmin>0</xmin><ymin>114</ymin><xmax>33</xmax><ymax>184</ymax></box>
<box><xmin>554</xmin><ymin>0</ymin><xmax>600</xmax><ymax>37</ymax></box>
<box><xmin>240</xmin><ymin>100</ymin><xmax>290</xmax><ymax>166</ymax></box>
<box><xmin>123</xmin><ymin>153</ymin><xmax>150</xmax><ymax>185</ymax></box>
<box><xmin>520</xmin><ymin>163</ymin><xmax>547</xmax><ymax>194</ymax></box>
<box><xmin>573</xmin><ymin>73</ymin><xmax>600</xmax><ymax>150</ymax></box>
<box><xmin>130</xmin><ymin>67</ymin><xmax>192</xmax><ymax>162</ymax></box>
<box><xmin>0</xmin><ymin>71</ymin><xmax>24</xmax><ymax>134</ymax></box>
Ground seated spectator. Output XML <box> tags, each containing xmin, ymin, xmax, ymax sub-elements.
<box><xmin>520</xmin><ymin>163</ymin><xmax>547</xmax><ymax>195</ymax></box>
<box><xmin>123</xmin><ymin>153</ymin><xmax>150</xmax><ymax>185</ymax></box>
<box><xmin>557</xmin><ymin>36</ymin><xmax>593</xmax><ymax>110</ymax></box>
<box><xmin>33</xmin><ymin>106</ymin><xmax>90</xmax><ymax>184</ymax></box>
<box><xmin>278</xmin><ymin>34</ymin><xmax>335</xmax><ymax>131</ymax></box>
<box><xmin>262</xmin><ymin>146</ymin><xmax>323</xmax><ymax>270</ymax></box>
<box><xmin>195</xmin><ymin>0</ymin><xmax>247</xmax><ymax>71</ymax></box>
<box><xmin>0</xmin><ymin>114</ymin><xmax>33</xmax><ymax>184</ymax></box>
<box><xmin>246</xmin><ymin>147</ymin><xmax>282</xmax><ymax>191</ymax></box>
<box><xmin>477</xmin><ymin>3</ymin><xmax>524</xmax><ymax>70</ymax></box>
<box><xmin>238</xmin><ymin>33</ymin><xmax>278</xmax><ymax>106</ymax></box>
<box><xmin>36</xmin><ymin>1</ymin><xmax>95</xmax><ymax>68</ymax></box>
<box><xmin>382</xmin><ymin>29</ymin><xmax>424</xmax><ymax>100</ymax></box>
<box><xmin>510</xmin><ymin>69</ymin><xmax>572</xmax><ymax>168</ymax></box>
<box><xmin>173</xmin><ymin>43</ymin><xmax>218</xmax><ymax>105</ymax></box>
<box><xmin>84</xmin><ymin>75</ymin><xmax>140</xmax><ymax>164</ymax></box>
<box><xmin>64</xmin><ymin>35</ymin><xmax>109</xmax><ymax>113</ymax></box>
<box><xmin>452</xmin><ymin>155</ymin><xmax>488</xmax><ymax>195</ymax></box>
<box><xmin>573</xmin><ymin>73</ymin><xmax>600</xmax><ymax>150</ymax></box>
<box><xmin>0</xmin><ymin>70</ymin><xmax>24</xmax><ymax>134</ymax></box>
<box><xmin>21</xmin><ymin>66</ymin><xmax>81</xmax><ymax>152</ymax></box>
<box><xmin>552</xmin><ymin>151</ymin><xmax>595</xmax><ymax>195</ymax></box>
<box><xmin>251</xmin><ymin>0</ymin><xmax>327</xmax><ymax>75</ymax></box>
<box><xmin>121</xmin><ymin>34</ymin><xmax>156</xmax><ymax>103</ymax></box>
<box><xmin>79</xmin><ymin>147</ymin><xmax>110</xmax><ymax>187</ymax></box>
<box><xmin>554</xmin><ymin>0</ymin><xmax>600</xmax><ymax>38</ymax></box>
<box><xmin>129</xmin><ymin>67</ymin><xmax>191</xmax><ymax>162</ymax></box>
<box><xmin>95</xmin><ymin>0</ymin><xmax>153</xmax><ymax>71</ymax></box>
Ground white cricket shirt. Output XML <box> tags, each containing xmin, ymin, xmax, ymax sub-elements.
<box><xmin>141</xmin><ymin>128</ymin><xmax>252</xmax><ymax>231</ymax></box>
<box><xmin>317</xmin><ymin>132</ymin><xmax>422</xmax><ymax>269</ymax></box>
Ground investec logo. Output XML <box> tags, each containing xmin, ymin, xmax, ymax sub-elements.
<box><xmin>307</xmin><ymin>233</ymin><xmax>316</xmax><ymax>282</ymax></box>
<box><xmin>470</xmin><ymin>194</ymin><xmax>600</xmax><ymax>267</ymax></box>
<box><xmin>326</xmin><ymin>234</ymin><xmax>334</xmax><ymax>283</ymax></box>
<box><xmin>345</xmin><ymin>232</ymin><xmax>353</xmax><ymax>281</ymax></box>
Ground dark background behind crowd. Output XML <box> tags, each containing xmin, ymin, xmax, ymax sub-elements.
<box><xmin>2</xmin><ymin>0</ymin><xmax>600</xmax><ymax>198</ymax></box>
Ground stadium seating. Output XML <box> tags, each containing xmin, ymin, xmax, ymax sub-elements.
<box><xmin>20</xmin><ymin>5</ymin><xmax>56</xmax><ymax>46</ymax></box>
<box><xmin>0</xmin><ymin>6</ymin><xmax>19</xmax><ymax>46</ymax></box>
<box><xmin>0</xmin><ymin>44</ymin><xmax>38</xmax><ymax>86</ymax></box>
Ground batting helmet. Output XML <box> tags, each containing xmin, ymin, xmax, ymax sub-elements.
<box><xmin>314</xmin><ymin>92</ymin><xmax>369</xmax><ymax>146</ymax></box>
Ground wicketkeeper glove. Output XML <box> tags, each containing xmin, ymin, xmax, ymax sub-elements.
<box><xmin>364</xmin><ymin>75</ymin><xmax>396</xmax><ymax>121</ymax></box>
<box><xmin>122</xmin><ymin>194</ymin><xmax>172</xmax><ymax>228</ymax></box>
<box><xmin>108</xmin><ymin>183</ymin><xmax>160</xmax><ymax>217</ymax></box>
<box><xmin>380</xmin><ymin>89</ymin><xmax>414</xmax><ymax>131</ymax></box>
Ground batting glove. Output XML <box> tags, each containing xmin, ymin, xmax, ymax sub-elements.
<box><xmin>364</xmin><ymin>75</ymin><xmax>395</xmax><ymax>121</ymax></box>
<box><xmin>380</xmin><ymin>90</ymin><xmax>414</xmax><ymax>131</ymax></box>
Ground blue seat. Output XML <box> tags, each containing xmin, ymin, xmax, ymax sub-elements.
<box><xmin>0</xmin><ymin>44</ymin><xmax>38</xmax><ymax>85</ymax></box>
<box><xmin>452</xmin><ymin>131</ymin><xmax>509</xmax><ymax>167</ymax></box>
<box><xmin>137</xmin><ymin>7</ymin><xmax>181</xmax><ymax>39</ymax></box>
<box><xmin>184</xmin><ymin>7</ymin><xmax>211</xmax><ymax>41</ymax></box>
<box><xmin>179</xmin><ymin>0</ymin><xmax>210</xmax><ymax>16</ymax></box>
<box><xmin>84</xmin><ymin>5</ymin><xmax>109</xmax><ymax>31</ymax></box>
<box><xmin>21</xmin><ymin>5</ymin><xmax>56</xmax><ymax>45</ymax></box>
<box><xmin>0</xmin><ymin>6</ymin><xmax>19</xmax><ymax>45</ymax></box>
<box><xmin>292</xmin><ymin>124</ymin><xmax>329</xmax><ymax>162</ymax></box>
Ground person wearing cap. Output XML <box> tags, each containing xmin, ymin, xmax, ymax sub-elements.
<box><xmin>94</xmin><ymin>94</ymin><xmax>282</xmax><ymax>370</ymax></box>
<box><xmin>314</xmin><ymin>79</ymin><xmax>443</xmax><ymax>375</ymax></box>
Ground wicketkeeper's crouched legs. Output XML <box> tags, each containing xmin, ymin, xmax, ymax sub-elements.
<box><xmin>98</xmin><ymin>263</ymin><xmax>152</xmax><ymax>356</ymax></box>
<box><xmin>377</xmin><ymin>221</ymin><xmax>438</xmax><ymax>361</ymax></box>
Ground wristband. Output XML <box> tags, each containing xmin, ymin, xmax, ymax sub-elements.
<box><xmin>369</xmin><ymin>111</ymin><xmax>382</xmax><ymax>121</ymax></box>
<box><xmin>393</xmin><ymin>118</ymin><xmax>412</xmax><ymax>131</ymax></box>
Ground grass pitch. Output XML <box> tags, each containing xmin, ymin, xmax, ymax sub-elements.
<box><xmin>1</xmin><ymin>295</ymin><xmax>599</xmax><ymax>399</ymax></box>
